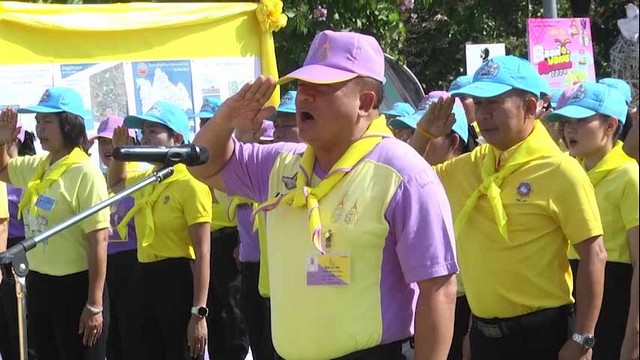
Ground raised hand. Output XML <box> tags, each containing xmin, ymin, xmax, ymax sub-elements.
<box><xmin>0</xmin><ymin>108</ymin><xmax>20</xmax><ymax>146</ymax></box>
<box><xmin>112</xmin><ymin>126</ymin><xmax>131</xmax><ymax>148</ymax></box>
<box><xmin>416</xmin><ymin>97</ymin><xmax>456</xmax><ymax>138</ymax></box>
<box><xmin>214</xmin><ymin>75</ymin><xmax>276</xmax><ymax>134</ymax></box>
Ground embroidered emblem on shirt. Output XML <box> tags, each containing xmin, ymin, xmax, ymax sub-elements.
<box><xmin>343</xmin><ymin>201</ymin><xmax>358</xmax><ymax>226</ymax></box>
<box><xmin>163</xmin><ymin>195</ymin><xmax>171</xmax><ymax>204</ymax></box>
<box><xmin>331</xmin><ymin>197</ymin><xmax>346</xmax><ymax>224</ymax></box>
<box><xmin>282</xmin><ymin>173</ymin><xmax>297</xmax><ymax>190</ymax></box>
<box><xmin>476</xmin><ymin>59</ymin><xmax>500</xmax><ymax>79</ymax></box>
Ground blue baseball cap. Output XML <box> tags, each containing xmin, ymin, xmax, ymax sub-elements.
<box><xmin>124</xmin><ymin>101</ymin><xmax>191</xmax><ymax>140</ymax></box>
<box><xmin>17</xmin><ymin>87</ymin><xmax>88</xmax><ymax>118</ymax></box>
<box><xmin>196</xmin><ymin>96</ymin><xmax>221</xmax><ymax>119</ymax></box>
<box><xmin>599</xmin><ymin>78</ymin><xmax>632</xmax><ymax>105</ymax></box>
<box><xmin>276</xmin><ymin>91</ymin><xmax>297</xmax><ymax>114</ymax></box>
<box><xmin>449</xmin><ymin>75</ymin><xmax>473</xmax><ymax>92</ymax></box>
<box><xmin>546</xmin><ymin>83</ymin><xmax>628</xmax><ymax>124</ymax></box>
<box><xmin>383</xmin><ymin>102</ymin><xmax>415</xmax><ymax>117</ymax></box>
<box><xmin>451</xmin><ymin>56</ymin><xmax>541</xmax><ymax>99</ymax></box>
<box><xmin>538</xmin><ymin>76</ymin><xmax>552</xmax><ymax>98</ymax></box>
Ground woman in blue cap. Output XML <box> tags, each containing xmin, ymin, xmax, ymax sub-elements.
<box><xmin>107</xmin><ymin>101</ymin><xmax>212</xmax><ymax>360</ymax></box>
<box><xmin>0</xmin><ymin>87</ymin><xmax>111</xmax><ymax>359</ymax></box>
<box><xmin>548</xmin><ymin>82</ymin><xmax>639</xmax><ymax>360</ymax></box>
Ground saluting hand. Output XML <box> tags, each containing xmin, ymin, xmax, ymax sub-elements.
<box><xmin>112</xmin><ymin>126</ymin><xmax>132</xmax><ymax>148</ymax></box>
<box><xmin>0</xmin><ymin>107</ymin><xmax>20</xmax><ymax>146</ymax></box>
<box><xmin>215</xmin><ymin>75</ymin><xmax>276</xmax><ymax>135</ymax></box>
<box><xmin>416</xmin><ymin>96</ymin><xmax>456</xmax><ymax>138</ymax></box>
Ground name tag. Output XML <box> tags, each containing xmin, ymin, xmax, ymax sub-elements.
<box><xmin>306</xmin><ymin>252</ymin><xmax>351</xmax><ymax>286</ymax></box>
<box><xmin>35</xmin><ymin>194</ymin><xmax>56</xmax><ymax>212</ymax></box>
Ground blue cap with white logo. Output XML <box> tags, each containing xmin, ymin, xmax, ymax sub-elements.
<box><xmin>599</xmin><ymin>78</ymin><xmax>632</xmax><ymax>105</ymax></box>
<box><xmin>124</xmin><ymin>101</ymin><xmax>191</xmax><ymax>140</ymax></box>
<box><xmin>196</xmin><ymin>96</ymin><xmax>221</xmax><ymax>119</ymax></box>
<box><xmin>451</xmin><ymin>55</ymin><xmax>541</xmax><ymax>99</ymax></box>
<box><xmin>276</xmin><ymin>91</ymin><xmax>297</xmax><ymax>114</ymax></box>
<box><xmin>383</xmin><ymin>102</ymin><xmax>415</xmax><ymax>117</ymax></box>
<box><xmin>546</xmin><ymin>83</ymin><xmax>628</xmax><ymax>124</ymax></box>
<box><xmin>449</xmin><ymin>75</ymin><xmax>473</xmax><ymax>92</ymax></box>
<box><xmin>18</xmin><ymin>87</ymin><xmax>88</xmax><ymax>119</ymax></box>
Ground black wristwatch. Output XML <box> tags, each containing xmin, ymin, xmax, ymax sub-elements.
<box><xmin>191</xmin><ymin>306</ymin><xmax>209</xmax><ymax>318</ymax></box>
<box><xmin>572</xmin><ymin>333</ymin><xmax>596</xmax><ymax>349</ymax></box>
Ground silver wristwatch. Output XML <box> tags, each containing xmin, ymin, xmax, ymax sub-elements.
<box><xmin>572</xmin><ymin>333</ymin><xmax>596</xmax><ymax>349</ymax></box>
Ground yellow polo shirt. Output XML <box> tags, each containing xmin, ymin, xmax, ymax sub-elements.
<box><xmin>0</xmin><ymin>183</ymin><xmax>8</xmax><ymax>219</ymax></box>
<box><xmin>8</xmin><ymin>155</ymin><xmax>110</xmax><ymax>276</ymax></box>
<box><xmin>569</xmin><ymin>143</ymin><xmax>639</xmax><ymax>263</ymax></box>
<box><xmin>211</xmin><ymin>189</ymin><xmax>237</xmax><ymax>231</ymax></box>
<box><xmin>435</xmin><ymin>126</ymin><xmax>602</xmax><ymax>318</ymax></box>
<box><xmin>126</xmin><ymin>164</ymin><xmax>212</xmax><ymax>263</ymax></box>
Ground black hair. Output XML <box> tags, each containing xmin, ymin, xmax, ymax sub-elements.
<box><xmin>18</xmin><ymin>131</ymin><xmax>37</xmax><ymax>156</ymax></box>
<box><xmin>144</xmin><ymin>123</ymin><xmax>185</xmax><ymax>145</ymax></box>
<box><xmin>58</xmin><ymin>112</ymin><xmax>91</xmax><ymax>154</ymax></box>
<box><xmin>618</xmin><ymin>110</ymin><xmax>633</xmax><ymax>141</ymax></box>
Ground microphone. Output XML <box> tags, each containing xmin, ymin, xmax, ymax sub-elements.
<box><xmin>113</xmin><ymin>144</ymin><xmax>209</xmax><ymax>166</ymax></box>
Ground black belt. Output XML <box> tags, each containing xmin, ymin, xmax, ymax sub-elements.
<box><xmin>472</xmin><ymin>304</ymin><xmax>573</xmax><ymax>338</ymax></box>
<box><xmin>332</xmin><ymin>339</ymin><xmax>406</xmax><ymax>360</ymax></box>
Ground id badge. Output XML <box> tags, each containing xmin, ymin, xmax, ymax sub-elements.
<box><xmin>306</xmin><ymin>252</ymin><xmax>351</xmax><ymax>286</ymax></box>
<box><xmin>35</xmin><ymin>194</ymin><xmax>56</xmax><ymax>212</ymax></box>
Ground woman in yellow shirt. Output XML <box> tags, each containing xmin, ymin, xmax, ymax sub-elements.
<box><xmin>108</xmin><ymin>101</ymin><xmax>211</xmax><ymax>360</ymax></box>
<box><xmin>549</xmin><ymin>82</ymin><xmax>639</xmax><ymax>360</ymax></box>
<box><xmin>0</xmin><ymin>87</ymin><xmax>110</xmax><ymax>360</ymax></box>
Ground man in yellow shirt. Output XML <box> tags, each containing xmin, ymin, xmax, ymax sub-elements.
<box><xmin>418</xmin><ymin>56</ymin><xmax>607</xmax><ymax>359</ymax></box>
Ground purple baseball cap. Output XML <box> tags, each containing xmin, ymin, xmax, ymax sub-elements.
<box><xmin>17</xmin><ymin>119</ymin><xmax>25</xmax><ymax>143</ymax></box>
<box><xmin>90</xmin><ymin>116</ymin><xmax>137</xmax><ymax>141</ymax></box>
<box><xmin>278</xmin><ymin>30</ymin><xmax>386</xmax><ymax>85</ymax></box>
<box><xmin>259</xmin><ymin>120</ymin><xmax>275</xmax><ymax>141</ymax></box>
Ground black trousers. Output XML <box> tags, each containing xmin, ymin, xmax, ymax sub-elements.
<box><xmin>135</xmin><ymin>258</ymin><xmax>203</xmax><ymax>360</ymax></box>
<box><xmin>469</xmin><ymin>306</ymin><xmax>572</xmax><ymax>360</ymax></box>
<box><xmin>26</xmin><ymin>270</ymin><xmax>109</xmax><ymax>360</ymax></box>
<box><xmin>240</xmin><ymin>262</ymin><xmax>280</xmax><ymax>360</ymax></box>
<box><xmin>208</xmin><ymin>227</ymin><xmax>249</xmax><ymax>360</ymax></box>
<box><xmin>448</xmin><ymin>295</ymin><xmax>471</xmax><ymax>360</ymax></box>
<box><xmin>106</xmin><ymin>249</ymin><xmax>140</xmax><ymax>360</ymax></box>
<box><xmin>570</xmin><ymin>260</ymin><xmax>632</xmax><ymax>360</ymax></box>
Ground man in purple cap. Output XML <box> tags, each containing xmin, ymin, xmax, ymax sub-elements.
<box><xmin>190</xmin><ymin>30</ymin><xmax>457</xmax><ymax>359</ymax></box>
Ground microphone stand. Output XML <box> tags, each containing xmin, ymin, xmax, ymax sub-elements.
<box><xmin>0</xmin><ymin>165</ymin><xmax>175</xmax><ymax>360</ymax></box>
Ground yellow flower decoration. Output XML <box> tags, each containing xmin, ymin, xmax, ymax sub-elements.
<box><xmin>257</xmin><ymin>0</ymin><xmax>288</xmax><ymax>33</ymax></box>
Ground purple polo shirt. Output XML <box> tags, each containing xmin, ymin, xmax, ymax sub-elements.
<box><xmin>236</xmin><ymin>204</ymin><xmax>261</xmax><ymax>263</ymax></box>
<box><xmin>221</xmin><ymin>137</ymin><xmax>458</xmax><ymax>344</ymax></box>
<box><xmin>107</xmin><ymin>196</ymin><xmax>137</xmax><ymax>255</ymax></box>
<box><xmin>7</xmin><ymin>184</ymin><xmax>25</xmax><ymax>246</ymax></box>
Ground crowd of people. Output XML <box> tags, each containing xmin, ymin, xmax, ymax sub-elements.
<box><xmin>0</xmin><ymin>29</ymin><xmax>638</xmax><ymax>360</ymax></box>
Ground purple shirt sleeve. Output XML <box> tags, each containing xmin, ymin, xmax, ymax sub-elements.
<box><xmin>221</xmin><ymin>139</ymin><xmax>306</xmax><ymax>203</ymax></box>
<box><xmin>385</xmin><ymin>166</ymin><xmax>458</xmax><ymax>284</ymax></box>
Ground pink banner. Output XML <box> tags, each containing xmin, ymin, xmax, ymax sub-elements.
<box><xmin>527</xmin><ymin>18</ymin><xmax>596</xmax><ymax>92</ymax></box>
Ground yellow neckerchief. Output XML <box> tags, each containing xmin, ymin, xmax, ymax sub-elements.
<box><xmin>253</xmin><ymin>115</ymin><xmax>393</xmax><ymax>254</ymax></box>
<box><xmin>17</xmin><ymin>147</ymin><xmax>89</xmax><ymax>219</ymax></box>
<box><xmin>454</xmin><ymin>120</ymin><xmax>560</xmax><ymax>241</ymax></box>
<box><xmin>581</xmin><ymin>141</ymin><xmax>636</xmax><ymax>187</ymax></box>
<box><xmin>116</xmin><ymin>164</ymin><xmax>190</xmax><ymax>246</ymax></box>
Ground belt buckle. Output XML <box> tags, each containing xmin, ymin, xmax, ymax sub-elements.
<box><xmin>477</xmin><ymin>322</ymin><xmax>507</xmax><ymax>338</ymax></box>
